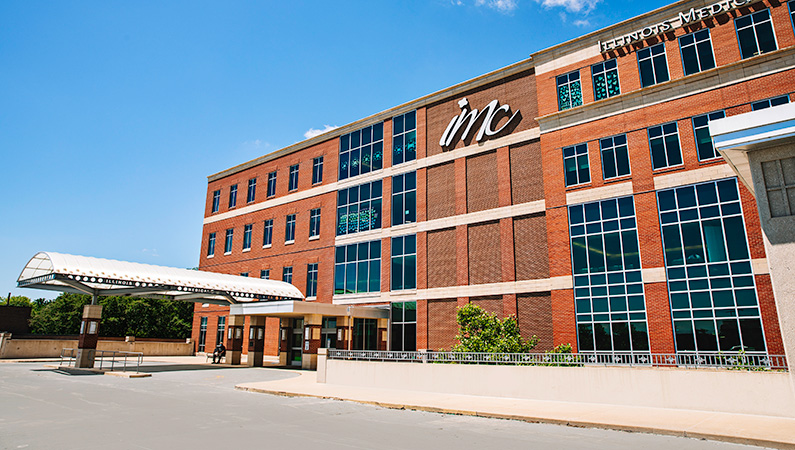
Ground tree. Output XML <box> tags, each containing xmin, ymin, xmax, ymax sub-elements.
<box><xmin>452</xmin><ymin>303</ymin><xmax>538</xmax><ymax>353</ymax></box>
<box><xmin>28</xmin><ymin>293</ymin><xmax>194</xmax><ymax>339</ymax></box>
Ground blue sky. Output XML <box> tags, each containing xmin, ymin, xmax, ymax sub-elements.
<box><xmin>1</xmin><ymin>0</ymin><xmax>670</xmax><ymax>300</ymax></box>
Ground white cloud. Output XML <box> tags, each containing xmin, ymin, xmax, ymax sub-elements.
<box><xmin>535</xmin><ymin>0</ymin><xmax>601</xmax><ymax>13</ymax></box>
<box><xmin>475</xmin><ymin>0</ymin><xmax>518</xmax><ymax>13</ymax></box>
<box><xmin>572</xmin><ymin>19</ymin><xmax>590</xmax><ymax>27</ymax></box>
<box><xmin>141</xmin><ymin>248</ymin><xmax>159</xmax><ymax>257</ymax></box>
<box><xmin>304</xmin><ymin>125</ymin><xmax>339</xmax><ymax>140</ymax></box>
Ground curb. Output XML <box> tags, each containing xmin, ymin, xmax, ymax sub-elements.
<box><xmin>235</xmin><ymin>385</ymin><xmax>794</xmax><ymax>450</ymax></box>
<box><xmin>42</xmin><ymin>364</ymin><xmax>151</xmax><ymax>378</ymax></box>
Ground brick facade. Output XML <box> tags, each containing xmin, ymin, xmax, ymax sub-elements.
<box><xmin>193</xmin><ymin>0</ymin><xmax>790</xmax><ymax>359</ymax></box>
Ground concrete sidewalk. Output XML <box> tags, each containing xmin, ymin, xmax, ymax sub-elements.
<box><xmin>236</xmin><ymin>370</ymin><xmax>795</xmax><ymax>450</ymax></box>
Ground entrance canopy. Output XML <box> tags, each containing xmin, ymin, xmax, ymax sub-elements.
<box><xmin>17</xmin><ymin>252</ymin><xmax>304</xmax><ymax>305</ymax></box>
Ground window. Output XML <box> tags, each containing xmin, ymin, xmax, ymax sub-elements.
<box><xmin>267</xmin><ymin>171</ymin><xmax>277</xmax><ymax>197</ymax></box>
<box><xmin>211</xmin><ymin>190</ymin><xmax>220</xmax><ymax>213</ymax></box>
<box><xmin>312</xmin><ymin>156</ymin><xmax>324</xmax><ymax>184</ymax></box>
<box><xmin>228</xmin><ymin>184</ymin><xmax>238</xmax><ymax>208</ymax></box>
<box><xmin>240</xmin><ymin>272</ymin><xmax>249</xmax><ymax>277</ymax></box>
<box><xmin>751</xmin><ymin>95</ymin><xmax>790</xmax><ymax>111</ymax></box>
<box><xmin>334</xmin><ymin>240</ymin><xmax>381</xmax><ymax>294</ymax></box>
<box><xmin>247</xmin><ymin>178</ymin><xmax>257</xmax><ymax>203</ymax></box>
<box><xmin>260</xmin><ymin>269</ymin><xmax>270</xmax><ymax>279</ymax></box>
<box><xmin>282</xmin><ymin>266</ymin><xmax>293</xmax><ymax>284</ymax></box>
<box><xmin>353</xmin><ymin>318</ymin><xmax>378</xmax><ymax>350</ymax></box>
<box><xmin>263</xmin><ymin>219</ymin><xmax>273</xmax><ymax>247</ymax></box>
<box><xmin>791</xmin><ymin>0</ymin><xmax>795</xmax><ymax>30</ymax></box>
<box><xmin>288</xmin><ymin>164</ymin><xmax>299</xmax><ymax>191</ymax></box>
<box><xmin>391</xmin><ymin>235</ymin><xmax>417</xmax><ymax>291</ymax></box>
<box><xmin>679</xmin><ymin>29</ymin><xmax>715</xmax><ymax>76</ymax></box>
<box><xmin>569</xmin><ymin>197</ymin><xmax>649</xmax><ymax>353</ymax></box>
<box><xmin>648</xmin><ymin>122</ymin><xmax>683</xmax><ymax>170</ymax></box>
<box><xmin>392</xmin><ymin>172</ymin><xmax>417</xmax><ymax>226</ymax></box>
<box><xmin>391</xmin><ymin>301</ymin><xmax>417</xmax><ymax>351</ymax></box>
<box><xmin>306</xmin><ymin>263</ymin><xmax>318</xmax><ymax>297</ymax></box>
<box><xmin>224</xmin><ymin>228</ymin><xmax>234</xmax><ymax>254</ymax></box>
<box><xmin>637</xmin><ymin>43</ymin><xmax>669</xmax><ymax>88</ymax></box>
<box><xmin>207</xmin><ymin>232</ymin><xmax>216</xmax><ymax>257</ymax></box>
<box><xmin>564</xmin><ymin>143</ymin><xmax>590</xmax><ymax>187</ymax></box>
<box><xmin>198</xmin><ymin>317</ymin><xmax>207</xmax><ymax>352</ymax></box>
<box><xmin>761</xmin><ymin>157</ymin><xmax>795</xmax><ymax>217</ymax></box>
<box><xmin>600</xmin><ymin>135</ymin><xmax>631</xmax><ymax>180</ymax></box>
<box><xmin>215</xmin><ymin>317</ymin><xmax>225</xmax><ymax>348</ymax></box>
<box><xmin>243</xmin><ymin>224</ymin><xmax>253</xmax><ymax>251</ymax></box>
<box><xmin>336</xmin><ymin>180</ymin><xmax>383</xmax><ymax>236</ymax></box>
<box><xmin>285</xmin><ymin>214</ymin><xmax>296</xmax><ymax>243</ymax></box>
<box><xmin>657</xmin><ymin>179</ymin><xmax>766</xmax><ymax>353</ymax></box>
<box><xmin>321</xmin><ymin>317</ymin><xmax>337</xmax><ymax>349</ymax></box>
<box><xmin>339</xmin><ymin>123</ymin><xmax>384</xmax><ymax>181</ymax></box>
<box><xmin>592</xmin><ymin>59</ymin><xmax>620</xmax><ymax>101</ymax></box>
<box><xmin>309</xmin><ymin>208</ymin><xmax>321</xmax><ymax>238</ymax></box>
<box><xmin>692</xmin><ymin>111</ymin><xmax>726</xmax><ymax>161</ymax></box>
<box><xmin>556</xmin><ymin>71</ymin><xmax>582</xmax><ymax>111</ymax></box>
<box><xmin>735</xmin><ymin>9</ymin><xmax>777</xmax><ymax>59</ymax></box>
<box><xmin>393</xmin><ymin>111</ymin><xmax>417</xmax><ymax>165</ymax></box>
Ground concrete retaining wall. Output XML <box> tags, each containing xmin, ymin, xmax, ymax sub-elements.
<box><xmin>322</xmin><ymin>358</ymin><xmax>795</xmax><ymax>418</ymax></box>
<box><xmin>0</xmin><ymin>334</ymin><xmax>193</xmax><ymax>358</ymax></box>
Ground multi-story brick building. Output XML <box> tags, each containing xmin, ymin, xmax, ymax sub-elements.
<box><xmin>192</xmin><ymin>0</ymin><xmax>794</xmax><ymax>368</ymax></box>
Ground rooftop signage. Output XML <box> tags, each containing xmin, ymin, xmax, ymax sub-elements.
<box><xmin>440</xmin><ymin>98</ymin><xmax>520</xmax><ymax>148</ymax></box>
<box><xmin>598</xmin><ymin>0</ymin><xmax>757</xmax><ymax>53</ymax></box>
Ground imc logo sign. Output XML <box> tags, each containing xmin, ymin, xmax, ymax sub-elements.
<box><xmin>439</xmin><ymin>97</ymin><xmax>521</xmax><ymax>149</ymax></box>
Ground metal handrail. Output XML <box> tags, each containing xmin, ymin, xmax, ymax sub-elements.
<box><xmin>327</xmin><ymin>349</ymin><xmax>789</xmax><ymax>371</ymax></box>
<box><xmin>59</xmin><ymin>348</ymin><xmax>144</xmax><ymax>373</ymax></box>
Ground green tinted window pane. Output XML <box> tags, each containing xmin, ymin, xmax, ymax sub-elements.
<box><xmin>621</xmin><ymin>230</ymin><xmax>641</xmax><ymax>269</ymax></box>
<box><xmin>570</xmin><ymin>81</ymin><xmax>582</xmax><ymax>107</ymax></box>
<box><xmin>578</xmin><ymin>323</ymin><xmax>594</xmax><ymax>351</ymax></box>
<box><xmin>671</xmin><ymin>293</ymin><xmax>690</xmax><ymax>309</ymax></box>
<box><xmin>612</xmin><ymin>322</ymin><xmax>631</xmax><ymax>350</ymax></box>
<box><xmin>701</xmin><ymin>219</ymin><xmax>727</xmax><ymax>262</ymax></box>
<box><xmin>716</xmin><ymin>319</ymin><xmax>741</xmax><ymax>351</ymax></box>
<box><xmin>695</xmin><ymin>127</ymin><xmax>715</xmax><ymax>160</ymax></box>
<box><xmin>712</xmin><ymin>290</ymin><xmax>734</xmax><ymax>308</ymax></box>
<box><xmin>592</xmin><ymin>298</ymin><xmax>609</xmax><ymax>313</ymax></box>
<box><xmin>558</xmin><ymin>84</ymin><xmax>570</xmax><ymax>110</ymax></box>
<box><xmin>691</xmin><ymin>291</ymin><xmax>711</xmax><ymax>309</ymax></box>
<box><xmin>334</xmin><ymin>265</ymin><xmax>345</xmax><ymax>294</ymax></box>
<box><xmin>694</xmin><ymin>320</ymin><xmax>718</xmax><ymax>351</ymax></box>
<box><xmin>357</xmin><ymin>261</ymin><xmax>369</xmax><ymax>293</ymax></box>
<box><xmin>681</xmin><ymin>222</ymin><xmax>705</xmax><ymax>264</ymax></box>
<box><xmin>593</xmin><ymin>73</ymin><xmax>607</xmax><ymax>100</ymax></box>
<box><xmin>587</xmin><ymin>235</ymin><xmax>605</xmax><ymax>272</ymax></box>
<box><xmin>630</xmin><ymin>322</ymin><xmax>650</xmax><ymax>350</ymax></box>
<box><xmin>594</xmin><ymin>323</ymin><xmax>612</xmax><ymax>350</ymax></box>
<box><xmin>345</xmin><ymin>262</ymin><xmax>356</xmax><ymax>293</ymax></box>
<box><xmin>723</xmin><ymin>217</ymin><xmax>749</xmax><ymax>260</ymax></box>
<box><xmin>572</xmin><ymin>237</ymin><xmax>588</xmax><ymax>274</ymax></box>
<box><xmin>404</xmin><ymin>255</ymin><xmax>416</xmax><ymax>290</ymax></box>
<box><xmin>734</xmin><ymin>289</ymin><xmax>757</xmax><ymax>307</ymax></box>
<box><xmin>604</xmin><ymin>232</ymin><xmax>623</xmax><ymax>271</ymax></box>
<box><xmin>739</xmin><ymin>318</ymin><xmax>765</xmax><ymax>351</ymax></box>
<box><xmin>404</xmin><ymin>302</ymin><xmax>416</xmax><ymax>322</ymax></box>
<box><xmin>369</xmin><ymin>260</ymin><xmax>380</xmax><ymax>292</ymax></box>
<box><xmin>610</xmin><ymin>297</ymin><xmax>627</xmax><ymax>312</ymax></box>
<box><xmin>664</xmin><ymin>134</ymin><xmax>682</xmax><ymax>166</ymax></box>
<box><xmin>391</xmin><ymin>302</ymin><xmax>403</xmax><ymax>321</ymax></box>
<box><xmin>662</xmin><ymin>225</ymin><xmax>684</xmax><ymax>266</ymax></box>
<box><xmin>391</xmin><ymin>257</ymin><xmax>403</xmax><ymax>291</ymax></box>
<box><xmin>674</xmin><ymin>320</ymin><xmax>696</xmax><ymax>351</ymax></box>
<box><xmin>576</xmin><ymin>298</ymin><xmax>591</xmax><ymax>313</ymax></box>
<box><xmin>682</xmin><ymin>45</ymin><xmax>700</xmax><ymax>75</ymax></box>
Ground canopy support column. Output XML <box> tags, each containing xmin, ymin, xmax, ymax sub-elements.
<box><xmin>225</xmin><ymin>315</ymin><xmax>245</xmax><ymax>365</ymax></box>
<box><xmin>247</xmin><ymin>316</ymin><xmax>266</xmax><ymax>367</ymax></box>
<box><xmin>75</xmin><ymin>304</ymin><xmax>103</xmax><ymax>368</ymax></box>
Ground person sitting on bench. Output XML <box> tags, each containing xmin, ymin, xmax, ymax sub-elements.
<box><xmin>212</xmin><ymin>342</ymin><xmax>226</xmax><ymax>364</ymax></box>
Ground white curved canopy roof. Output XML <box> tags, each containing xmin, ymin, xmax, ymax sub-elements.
<box><xmin>18</xmin><ymin>252</ymin><xmax>304</xmax><ymax>304</ymax></box>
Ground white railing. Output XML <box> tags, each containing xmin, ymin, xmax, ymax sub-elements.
<box><xmin>327</xmin><ymin>349</ymin><xmax>788</xmax><ymax>371</ymax></box>
<box><xmin>60</xmin><ymin>348</ymin><xmax>144</xmax><ymax>373</ymax></box>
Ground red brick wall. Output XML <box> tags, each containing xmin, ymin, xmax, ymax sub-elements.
<box><xmin>516</xmin><ymin>292</ymin><xmax>555</xmax><ymax>352</ymax></box>
<box><xmin>426</xmin><ymin>162</ymin><xmax>456</xmax><ymax>220</ymax></box>
<box><xmin>513</xmin><ymin>213</ymin><xmax>550</xmax><ymax>280</ymax></box>
<box><xmin>426</xmin><ymin>69</ymin><xmax>538</xmax><ymax>156</ymax></box>
<box><xmin>510</xmin><ymin>141</ymin><xmax>545</xmax><ymax>204</ymax></box>
<box><xmin>427</xmin><ymin>228</ymin><xmax>457</xmax><ymax>288</ymax></box>
<box><xmin>471</xmin><ymin>295</ymin><xmax>504</xmax><ymax>316</ymax></box>
<box><xmin>467</xmin><ymin>221</ymin><xmax>502</xmax><ymax>285</ymax></box>
<box><xmin>466</xmin><ymin>150</ymin><xmax>499</xmax><ymax>212</ymax></box>
<box><xmin>427</xmin><ymin>298</ymin><xmax>458</xmax><ymax>350</ymax></box>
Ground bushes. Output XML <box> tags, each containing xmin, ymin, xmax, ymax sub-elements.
<box><xmin>452</xmin><ymin>303</ymin><xmax>538</xmax><ymax>353</ymax></box>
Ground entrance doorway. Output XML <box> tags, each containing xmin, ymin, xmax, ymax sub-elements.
<box><xmin>288</xmin><ymin>318</ymin><xmax>303</xmax><ymax>367</ymax></box>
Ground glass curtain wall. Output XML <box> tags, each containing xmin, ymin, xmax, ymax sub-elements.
<box><xmin>569</xmin><ymin>196</ymin><xmax>650</xmax><ymax>353</ymax></box>
<box><xmin>657</xmin><ymin>179</ymin><xmax>766</xmax><ymax>353</ymax></box>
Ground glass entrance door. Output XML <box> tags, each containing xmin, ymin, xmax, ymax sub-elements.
<box><xmin>289</xmin><ymin>318</ymin><xmax>303</xmax><ymax>367</ymax></box>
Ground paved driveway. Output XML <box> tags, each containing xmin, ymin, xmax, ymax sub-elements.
<box><xmin>0</xmin><ymin>361</ymin><xmax>761</xmax><ymax>450</ymax></box>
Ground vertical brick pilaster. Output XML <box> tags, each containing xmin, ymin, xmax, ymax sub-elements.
<box><xmin>756</xmin><ymin>274</ymin><xmax>785</xmax><ymax>355</ymax></box>
<box><xmin>416</xmin><ymin>299</ymin><xmax>428</xmax><ymax>349</ymax></box>
<box><xmin>454</xmin><ymin>158</ymin><xmax>467</xmax><ymax>215</ymax></box>
<box><xmin>635</xmin><ymin>191</ymin><xmax>664</xmax><ymax>269</ymax></box>
<box><xmin>552</xmin><ymin>289</ymin><xmax>577</xmax><ymax>350</ymax></box>
<box><xmin>383</xmin><ymin>117</ymin><xmax>393</xmax><ymax>169</ymax></box>
<box><xmin>416</xmin><ymin>107</ymin><xmax>427</xmax><ymax>160</ymax></box>
<box><xmin>500</xmin><ymin>217</ymin><xmax>516</xmax><ymax>284</ymax></box>
<box><xmin>416</xmin><ymin>231</ymin><xmax>427</xmax><ymax>290</ymax></box>
<box><xmin>456</xmin><ymin>225</ymin><xmax>469</xmax><ymax>286</ymax></box>
<box><xmin>644</xmin><ymin>282</ymin><xmax>675</xmax><ymax>353</ymax></box>
<box><xmin>381</xmin><ymin>237</ymin><xmax>391</xmax><ymax>293</ymax></box>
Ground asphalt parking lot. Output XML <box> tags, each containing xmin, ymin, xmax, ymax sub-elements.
<box><xmin>0</xmin><ymin>361</ymin><xmax>766</xmax><ymax>450</ymax></box>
